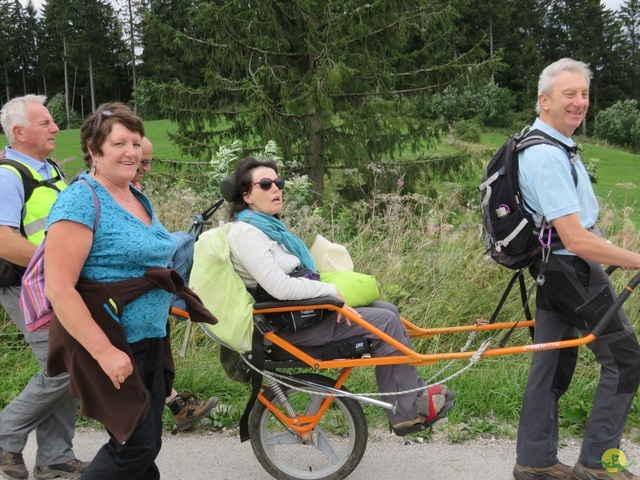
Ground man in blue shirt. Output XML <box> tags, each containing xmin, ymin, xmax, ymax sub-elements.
<box><xmin>513</xmin><ymin>59</ymin><xmax>640</xmax><ymax>480</ymax></box>
<box><xmin>0</xmin><ymin>95</ymin><xmax>89</xmax><ymax>480</ymax></box>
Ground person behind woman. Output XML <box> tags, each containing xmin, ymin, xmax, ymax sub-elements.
<box><xmin>225</xmin><ymin>156</ymin><xmax>455</xmax><ymax>435</ymax></box>
<box><xmin>44</xmin><ymin>103</ymin><xmax>176</xmax><ymax>479</ymax></box>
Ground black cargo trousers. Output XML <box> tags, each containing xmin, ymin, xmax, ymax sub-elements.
<box><xmin>516</xmin><ymin>254</ymin><xmax>640</xmax><ymax>469</ymax></box>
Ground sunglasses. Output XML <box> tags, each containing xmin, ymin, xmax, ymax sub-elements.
<box><xmin>95</xmin><ymin>108</ymin><xmax>113</xmax><ymax>131</ymax></box>
<box><xmin>248</xmin><ymin>177</ymin><xmax>285</xmax><ymax>193</ymax></box>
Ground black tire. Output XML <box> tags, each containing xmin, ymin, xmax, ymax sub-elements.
<box><xmin>249</xmin><ymin>373</ymin><xmax>368</xmax><ymax>480</ymax></box>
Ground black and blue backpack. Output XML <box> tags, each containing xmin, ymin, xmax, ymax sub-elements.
<box><xmin>479</xmin><ymin>127</ymin><xmax>577</xmax><ymax>270</ymax></box>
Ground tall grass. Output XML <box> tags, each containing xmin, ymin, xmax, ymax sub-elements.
<box><xmin>141</xmin><ymin>169</ymin><xmax>640</xmax><ymax>441</ymax></box>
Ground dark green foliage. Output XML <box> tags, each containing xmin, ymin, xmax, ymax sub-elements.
<box><xmin>594</xmin><ymin>99</ymin><xmax>640</xmax><ymax>149</ymax></box>
<box><xmin>493</xmin><ymin>0</ymin><xmax>547</xmax><ymax>108</ymax></box>
<box><xmin>139</xmin><ymin>0</ymin><xmax>209</xmax><ymax>89</ymax></box>
<box><xmin>426</xmin><ymin>83</ymin><xmax>516</xmax><ymax>127</ymax></box>
<box><xmin>619</xmin><ymin>0</ymin><xmax>640</xmax><ymax>100</ymax></box>
<box><xmin>455</xmin><ymin>120</ymin><xmax>482</xmax><ymax>143</ymax></box>
<box><xmin>0</xmin><ymin>0</ymin><xmax>130</xmax><ymax>121</ymax></box>
<box><xmin>147</xmin><ymin>0</ymin><xmax>497</xmax><ymax>195</ymax></box>
<box><xmin>47</xmin><ymin>93</ymin><xmax>84</xmax><ymax>129</ymax></box>
<box><xmin>42</xmin><ymin>0</ymin><xmax>130</xmax><ymax>112</ymax></box>
<box><xmin>0</xmin><ymin>0</ymin><xmax>40</xmax><ymax>104</ymax></box>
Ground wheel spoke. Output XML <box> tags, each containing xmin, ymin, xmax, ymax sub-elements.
<box><xmin>312</xmin><ymin>427</ymin><xmax>341</xmax><ymax>464</ymax></box>
<box><xmin>302</xmin><ymin>393</ymin><xmax>323</xmax><ymax>415</ymax></box>
<box><xmin>263</xmin><ymin>429</ymin><xmax>300</xmax><ymax>446</ymax></box>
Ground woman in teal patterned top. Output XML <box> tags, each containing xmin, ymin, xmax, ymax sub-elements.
<box><xmin>44</xmin><ymin>103</ymin><xmax>175</xmax><ymax>479</ymax></box>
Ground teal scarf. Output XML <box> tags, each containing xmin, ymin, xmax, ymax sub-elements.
<box><xmin>235</xmin><ymin>209</ymin><xmax>317</xmax><ymax>271</ymax></box>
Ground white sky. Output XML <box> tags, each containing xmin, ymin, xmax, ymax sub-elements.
<box><xmin>604</xmin><ymin>0</ymin><xmax>625</xmax><ymax>9</ymax></box>
<box><xmin>22</xmin><ymin>0</ymin><xmax>628</xmax><ymax>12</ymax></box>
<box><xmin>21</xmin><ymin>0</ymin><xmax>121</xmax><ymax>12</ymax></box>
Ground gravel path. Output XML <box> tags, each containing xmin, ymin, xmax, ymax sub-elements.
<box><xmin>19</xmin><ymin>426</ymin><xmax>640</xmax><ymax>479</ymax></box>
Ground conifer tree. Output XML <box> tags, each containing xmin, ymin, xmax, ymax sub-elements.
<box><xmin>619</xmin><ymin>0</ymin><xmax>640</xmax><ymax>100</ymax></box>
<box><xmin>148</xmin><ymin>0</ymin><xmax>495</xmax><ymax>196</ymax></box>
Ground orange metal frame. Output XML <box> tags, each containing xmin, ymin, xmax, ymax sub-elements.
<box><xmin>250</xmin><ymin>303</ymin><xmax>596</xmax><ymax>437</ymax></box>
<box><xmin>171</xmin><ymin>300</ymin><xmax>599</xmax><ymax>438</ymax></box>
<box><xmin>255</xmin><ymin>367</ymin><xmax>353</xmax><ymax>441</ymax></box>
<box><xmin>251</xmin><ymin>303</ymin><xmax>595</xmax><ymax>368</ymax></box>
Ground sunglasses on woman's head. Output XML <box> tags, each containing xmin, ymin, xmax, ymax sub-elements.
<box><xmin>248</xmin><ymin>177</ymin><xmax>285</xmax><ymax>193</ymax></box>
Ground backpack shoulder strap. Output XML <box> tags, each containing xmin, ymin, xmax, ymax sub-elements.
<box><xmin>44</xmin><ymin>158</ymin><xmax>66</xmax><ymax>187</ymax></box>
<box><xmin>524</xmin><ymin>128</ymin><xmax>576</xmax><ymax>156</ymax></box>
<box><xmin>77</xmin><ymin>179</ymin><xmax>101</xmax><ymax>231</ymax></box>
<box><xmin>0</xmin><ymin>159</ymin><xmax>37</xmax><ymax>202</ymax></box>
<box><xmin>0</xmin><ymin>158</ymin><xmax>65</xmax><ymax>203</ymax></box>
<box><xmin>520</xmin><ymin>128</ymin><xmax>578</xmax><ymax>187</ymax></box>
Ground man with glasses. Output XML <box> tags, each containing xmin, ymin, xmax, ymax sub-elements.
<box><xmin>513</xmin><ymin>59</ymin><xmax>640</xmax><ymax>480</ymax></box>
<box><xmin>131</xmin><ymin>137</ymin><xmax>153</xmax><ymax>190</ymax></box>
<box><xmin>0</xmin><ymin>95</ymin><xmax>89</xmax><ymax>479</ymax></box>
<box><xmin>131</xmin><ymin>137</ymin><xmax>219</xmax><ymax>430</ymax></box>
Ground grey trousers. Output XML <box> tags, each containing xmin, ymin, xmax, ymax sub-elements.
<box><xmin>516</xmin><ymin>255</ymin><xmax>640</xmax><ymax>469</ymax></box>
<box><xmin>0</xmin><ymin>285</ymin><xmax>78</xmax><ymax>466</ymax></box>
<box><xmin>281</xmin><ymin>301</ymin><xmax>426</xmax><ymax>424</ymax></box>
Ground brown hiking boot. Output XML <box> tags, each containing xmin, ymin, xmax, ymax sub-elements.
<box><xmin>513</xmin><ymin>461</ymin><xmax>573</xmax><ymax>480</ymax></box>
<box><xmin>572</xmin><ymin>462</ymin><xmax>640</xmax><ymax>480</ymax></box>
<box><xmin>172</xmin><ymin>394</ymin><xmax>218</xmax><ymax>431</ymax></box>
<box><xmin>0</xmin><ymin>448</ymin><xmax>28</xmax><ymax>480</ymax></box>
<box><xmin>33</xmin><ymin>459</ymin><xmax>90</xmax><ymax>479</ymax></box>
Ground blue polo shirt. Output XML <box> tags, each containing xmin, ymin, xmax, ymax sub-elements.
<box><xmin>518</xmin><ymin>119</ymin><xmax>599</xmax><ymax>254</ymax></box>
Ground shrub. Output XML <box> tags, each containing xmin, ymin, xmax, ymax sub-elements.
<box><xmin>131</xmin><ymin>78</ymin><xmax>163</xmax><ymax>121</ymax></box>
<box><xmin>631</xmin><ymin>119</ymin><xmax>640</xmax><ymax>152</ymax></box>
<box><xmin>204</xmin><ymin>140</ymin><xmax>314</xmax><ymax>208</ymax></box>
<box><xmin>454</xmin><ymin>120</ymin><xmax>482</xmax><ymax>143</ymax></box>
<box><xmin>426</xmin><ymin>83</ymin><xmax>516</xmax><ymax>128</ymax></box>
<box><xmin>47</xmin><ymin>92</ymin><xmax>83</xmax><ymax>130</ymax></box>
<box><xmin>594</xmin><ymin>99</ymin><xmax>640</xmax><ymax>149</ymax></box>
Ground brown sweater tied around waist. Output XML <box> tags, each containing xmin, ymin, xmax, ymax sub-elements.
<box><xmin>47</xmin><ymin>267</ymin><xmax>217</xmax><ymax>444</ymax></box>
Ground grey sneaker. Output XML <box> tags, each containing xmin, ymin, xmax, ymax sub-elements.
<box><xmin>513</xmin><ymin>461</ymin><xmax>573</xmax><ymax>480</ymax></box>
<box><xmin>572</xmin><ymin>462</ymin><xmax>640</xmax><ymax>480</ymax></box>
<box><xmin>0</xmin><ymin>448</ymin><xmax>28</xmax><ymax>480</ymax></box>
<box><xmin>33</xmin><ymin>459</ymin><xmax>90</xmax><ymax>479</ymax></box>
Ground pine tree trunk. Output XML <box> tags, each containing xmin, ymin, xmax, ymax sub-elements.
<box><xmin>88</xmin><ymin>53</ymin><xmax>96</xmax><ymax>113</ymax></box>
<box><xmin>308</xmin><ymin>107</ymin><xmax>325</xmax><ymax>201</ymax></box>
<box><xmin>63</xmin><ymin>35</ymin><xmax>70</xmax><ymax>130</ymax></box>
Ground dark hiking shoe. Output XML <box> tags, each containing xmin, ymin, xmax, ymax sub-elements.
<box><xmin>513</xmin><ymin>461</ymin><xmax>573</xmax><ymax>480</ymax></box>
<box><xmin>572</xmin><ymin>462</ymin><xmax>640</xmax><ymax>480</ymax></box>
<box><xmin>33</xmin><ymin>458</ymin><xmax>90</xmax><ymax>479</ymax></box>
<box><xmin>0</xmin><ymin>448</ymin><xmax>28</xmax><ymax>480</ymax></box>
<box><xmin>173</xmin><ymin>394</ymin><xmax>219</xmax><ymax>431</ymax></box>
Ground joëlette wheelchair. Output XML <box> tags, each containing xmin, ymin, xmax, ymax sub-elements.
<box><xmin>170</xmin><ymin>199</ymin><xmax>640</xmax><ymax>480</ymax></box>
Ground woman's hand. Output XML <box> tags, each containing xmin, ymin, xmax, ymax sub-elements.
<box><xmin>94</xmin><ymin>345</ymin><xmax>134</xmax><ymax>390</ymax></box>
<box><xmin>335</xmin><ymin>290</ymin><xmax>362</xmax><ymax>326</ymax></box>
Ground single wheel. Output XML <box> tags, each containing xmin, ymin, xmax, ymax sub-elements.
<box><xmin>249</xmin><ymin>373</ymin><xmax>368</xmax><ymax>480</ymax></box>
